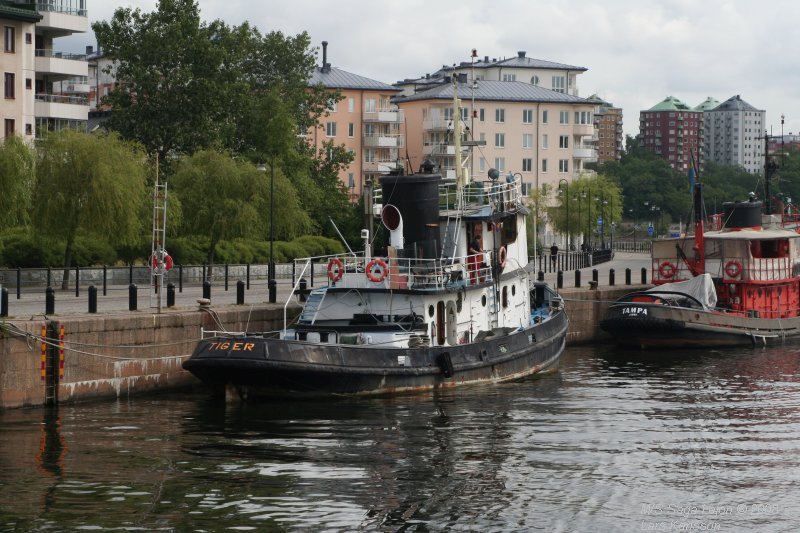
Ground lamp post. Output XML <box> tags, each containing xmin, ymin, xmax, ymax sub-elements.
<box><xmin>558</xmin><ymin>178</ymin><xmax>570</xmax><ymax>250</ymax></box>
<box><xmin>629</xmin><ymin>208</ymin><xmax>637</xmax><ymax>248</ymax></box>
<box><xmin>579</xmin><ymin>191</ymin><xmax>586</xmax><ymax>250</ymax></box>
<box><xmin>257</xmin><ymin>160</ymin><xmax>276</xmax><ymax>303</ymax></box>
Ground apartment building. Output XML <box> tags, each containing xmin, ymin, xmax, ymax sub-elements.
<box><xmin>587</xmin><ymin>94</ymin><xmax>623</xmax><ymax>163</ymax></box>
<box><xmin>703</xmin><ymin>94</ymin><xmax>765</xmax><ymax>174</ymax></box>
<box><xmin>639</xmin><ymin>96</ymin><xmax>703</xmax><ymax>171</ymax></box>
<box><xmin>395</xmin><ymin>76</ymin><xmax>597</xmax><ymax>193</ymax></box>
<box><xmin>308</xmin><ymin>42</ymin><xmax>403</xmax><ymax>202</ymax></box>
<box><xmin>1</xmin><ymin>0</ymin><xmax>89</xmax><ymax>141</ymax></box>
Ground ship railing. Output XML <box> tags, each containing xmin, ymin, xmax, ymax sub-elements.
<box><xmin>651</xmin><ymin>256</ymin><xmax>796</xmax><ymax>284</ymax></box>
<box><xmin>303</xmin><ymin>252</ymin><xmax>494</xmax><ymax>291</ymax></box>
<box><xmin>736</xmin><ymin>257</ymin><xmax>793</xmax><ymax>281</ymax></box>
<box><xmin>372</xmin><ymin>179</ymin><xmax>523</xmax><ymax>214</ymax></box>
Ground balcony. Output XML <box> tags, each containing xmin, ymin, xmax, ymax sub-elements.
<box><xmin>422</xmin><ymin>143</ymin><xmax>456</xmax><ymax>156</ymax></box>
<box><xmin>363</xmin><ymin>109</ymin><xmax>404</xmax><ymax>123</ymax></box>
<box><xmin>363</xmin><ymin>133</ymin><xmax>404</xmax><ymax>148</ymax></box>
<box><xmin>36</xmin><ymin>2</ymin><xmax>89</xmax><ymax>37</ymax></box>
<box><xmin>573</xmin><ymin>144</ymin><xmax>597</xmax><ymax>160</ymax></box>
<box><xmin>35</xmin><ymin>93</ymin><xmax>89</xmax><ymax>120</ymax></box>
<box><xmin>35</xmin><ymin>50</ymin><xmax>88</xmax><ymax>78</ymax></box>
<box><xmin>363</xmin><ymin>160</ymin><xmax>402</xmax><ymax>173</ymax></box>
<box><xmin>422</xmin><ymin>117</ymin><xmax>451</xmax><ymax>131</ymax></box>
<box><xmin>573</xmin><ymin>123</ymin><xmax>594</xmax><ymax>135</ymax></box>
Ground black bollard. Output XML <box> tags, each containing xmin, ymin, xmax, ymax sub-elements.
<box><xmin>575</xmin><ymin>269</ymin><xmax>581</xmax><ymax>288</ymax></box>
<box><xmin>268</xmin><ymin>279</ymin><xmax>277</xmax><ymax>304</ymax></box>
<box><xmin>641</xmin><ymin>267</ymin><xmax>647</xmax><ymax>284</ymax></box>
<box><xmin>236</xmin><ymin>280</ymin><xmax>245</xmax><ymax>305</ymax></box>
<box><xmin>299</xmin><ymin>277</ymin><xmax>308</xmax><ymax>302</ymax></box>
<box><xmin>179</xmin><ymin>264</ymin><xmax>183</xmax><ymax>293</ymax></box>
<box><xmin>225</xmin><ymin>264</ymin><xmax>229</xmax><ymax>291</ymax></box>
<box><xmin>592</xmin><ymin>269</ymin><xmax>599</xmax><ymax>283</ymax></box>
<box><xmin>203</xmin><ymin>280</ymin><xmax>211</xmax><ymax>300</ymax></box>
<box><xmin>625</xmin><ymin>268</ymin><xmax>631</xmax><ymax>285</ymax></box>
<box><xmin>537</xmin><ymin>271</ymin><xmax>544</xmax><ymax>282</ymax></box>
<box><xmin>246</xmin><ymin>264</ymin><xmax>251</xmax><ymax>290</ymax></box>
<box><xmin>46</xmin><ymin>286</ymin><xmax>55</xmax><ymax>315</ymax></box>
<box><xmin>557</xmin><ymin>270</ymin><xmax>563</xmax><ymax>289</ymax></box>
<box><xmin>167</xmin><ymin>283</ymin><xmax>175</xmax><ymax>307</ymax></box>
<box><xmin>88</xmin><ymin>285</ymin><xmax>97</xmax><ymax>313</ymax></box>
<box><xmin>609</xmin><ymin>268</ymin><xmax>615</xmax><ymax>286</ymax></box>
<box><xmin>75</xmin><ymin>266</ymin><xmax>79</xmax><ymax>297</ymax></box>
<box><xmin>128</xmin><ymin>283</ymin><xmax>137</xmax><ymax>311</ymax></box>
<box><xmin>1</xmin><ymin>287</ymin><xmax>7</xmax><ymax>317</ymax></box>
<box><xmin>16</xmin><ymin>267</ymin><xmax>20</xmax><ymax>299</ymax></box>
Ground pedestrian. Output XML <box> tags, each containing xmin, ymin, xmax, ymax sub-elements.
<box><xmin>468</xmin><ymin>232</ymin><xmax>483</xmax><ymax>283</ymax></box>
<box><xmin>550</xmin><ymin>243</ymin><xmax>559</xmax><ymax>269</ymax></box>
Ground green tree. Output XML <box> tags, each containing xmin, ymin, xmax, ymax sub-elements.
<box><xmin>170</xmin><ymin>150</ymin><xmax>311</xmax><ymax>264</ymax></box>
<box><xmin>32</xmin><ymin>130</ymin><xmax>148</xmax><ymax>289</ymax></box>
<box><xmin>0</xmin><ymin>135</ymin><xmax>35</xmax><ymax>227</ymax></box>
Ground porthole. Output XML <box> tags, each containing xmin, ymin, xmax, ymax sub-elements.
<box><xmin>511</xmin><ymin>284</ymin><xmax>516</xmax><ymax>296</ymax></box>
<box><xmin>428</xmin><ymin>305</ymin><xmax>435</xmax><ymax>317</ymax></box>
<box><xmin>481</xmin><ymin>294</ymin><xmax>487</xmax><ymax>306</ymax></box>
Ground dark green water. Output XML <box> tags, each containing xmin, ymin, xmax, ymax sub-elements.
<box><xmin>1</xmin><ymin>344</ymin><xmax>799</xmax><ymax>532</ymax></box>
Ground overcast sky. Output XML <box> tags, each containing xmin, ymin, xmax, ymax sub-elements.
<box><xmin>62</xmin><ymin>0</ymin><xmax>800</xmax><ymax>139</ymax></box>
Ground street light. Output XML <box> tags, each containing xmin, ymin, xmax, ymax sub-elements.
<box><xmin>558</xmin><ymin>178</ymin><xmax>570</xmax><ymax>250</ymax></box>
<box><xmin>257</xmin><ymin>161</ymin><xmax>276</xmax><ymax>303</ymax></box>
<box><xmin>579</xmin><ymin>191</ymin><xmax>587</xmax><ymax>250</ymax></box>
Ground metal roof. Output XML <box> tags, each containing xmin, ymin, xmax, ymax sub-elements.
<box><xmin>451</xmin><ymin>52</ymin><xmax>587</xmax><ymax>72</ymax></box>
<box><xmin>395</xmin><ymin>79</ymin><xmax>591</xmax><ymax>104</ymax></box>
<box><xmin>646</xmin><ymin>96</ymin><xmax>697</xmax><ymax>112</ymax></box>
<box><xmin>308</xmin><ymin>66</ymin><xmax>399</xmax><ymax>92</ymax></box>
<box><xmin>0</xmin><ymin>1</ymin><xmax>42</xmax><ymax>22</ymax></box>
<box><xmin>711</xmin><ymin>94</ymin><xmax>763</xmax><ymax>113</ymax></box>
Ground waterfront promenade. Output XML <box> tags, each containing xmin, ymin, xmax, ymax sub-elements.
<box><xmin>0</xmin><ymin>252</ymin><xmax>650</xmax><ymax>319</ymax></box>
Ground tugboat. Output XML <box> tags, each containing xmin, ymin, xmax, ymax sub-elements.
<box><xmin>182</xmin><ymin>84</ymin><xmax>568</xmax><ymax>398</ymax></box>
<box><xmin>601</xmin><ymin>181</ymin><xmax>800</xmax><ymax>349</ymax></box>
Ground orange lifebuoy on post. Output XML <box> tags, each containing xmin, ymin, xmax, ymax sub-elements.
<box><xmin>658</xmin><ymin>261</ymin><xmax>676</xmax><ymax>279</ymax></box>
<box><xmin>366</xmin><ymin>258</ymin><xmax>388</xmax><ymax>283</ymax></box>
<box><xmin>151</xmin><ymin>251</ymin><xmax>173</xmax><ymax>272</ymax></box>
<box><xmin>724</xmin><ymin>259</ymin><xmax>742</xmax><ymax>278</ymax></box>
<box><xmin>498</xmin><ymin>246</ymin><xmax>507</xmax><ymax>268</ymax></box>
<box><xmin>327</xmin><ymin>258</ymin><xmax>344</xmax><ymax>282</ymax></box>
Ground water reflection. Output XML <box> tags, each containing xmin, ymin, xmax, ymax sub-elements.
<box><xmin>0</xmin><ymin>344</ymin><xmax>799</xmax><ymax>531</ymax></box>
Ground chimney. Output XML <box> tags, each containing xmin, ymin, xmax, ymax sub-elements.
<box><xmin>484</xmin><ymin>55</ymin><xmax>489</xmax><ymax>62</ymax></box>
<box><xmin>517</xmin><ymin>51</ymin><xmax>526</xmax><ymax>58</ymax></box>
<box><xmin>86</xmin><ymin>45</ymin><xmax>93</xmax><ymax>55</ymax></box>
<box><xmin>321</xmin><ymin>41</ymin><xmax>329</xmax><ymax>72</ymax></box>
<box><xmin>457</xmin><ymin>73</ymin><xmax>468</xmax><ymax>84</ymax></box>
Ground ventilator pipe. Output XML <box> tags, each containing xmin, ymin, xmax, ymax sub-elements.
<box><xmin>381</xmin><ymin>204</ymin><xmax>404</xmax><ymax>249</ymax></box>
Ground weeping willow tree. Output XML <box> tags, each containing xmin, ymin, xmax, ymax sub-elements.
<box><xmin>32</xmin><ymin>130</ymin><xmax>148</xmax><ymax>289</ymax></box>
<box><xmin>0</xmin><ymin>135</ymin><xmax>35</xmax><ymax>227</ymax></box>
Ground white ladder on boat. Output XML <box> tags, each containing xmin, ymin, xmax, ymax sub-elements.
<box><xmin>298</xmin><ymin>288</ymin><xmax>326</xmax><ymax>324</ymax></box>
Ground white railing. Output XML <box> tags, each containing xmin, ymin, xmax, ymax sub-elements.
<box><xmin>35</xmin><ymin>93</ymin><xmax>89</xmax><ymax>105</ymax></box>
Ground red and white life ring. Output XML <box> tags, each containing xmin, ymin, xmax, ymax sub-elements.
<box><xmin>327</xmin><ymin>258</ymin><xmax>344</xmax><ymax>282</ymax></box>
<box><xmin>366</xmin><ymin>258</ymin><xmax>388</xmax><ymax>283</ymax></box>
<box><xmin>724</xmin><ymin>260</ymin><xmax>742</xmax><ymax>278</ymax></box>
<box><xmin>498</xmin><ymin>246</ymin><xmax>507</xmax><ymax>268</ymax></box>
<box><xmin>151</xmin><ymin>252</ymin><xmax>173</xmax><ymax>272</ymax></box>
<box><xmin>658</xmin><ymin>261</ymin><xmax>676</xmax><ymax>279</ymax></box>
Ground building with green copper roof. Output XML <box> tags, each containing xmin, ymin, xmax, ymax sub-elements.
<box><xmin>639</xmin><ymin>96</ymin><xmax>703</xmax><ymax>172</ymax></box>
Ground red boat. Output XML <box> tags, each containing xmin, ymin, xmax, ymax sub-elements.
<box><xmin>601</xmin><ymin>183</ymin><xmax>800</xmax><ymax>349</ymax></box>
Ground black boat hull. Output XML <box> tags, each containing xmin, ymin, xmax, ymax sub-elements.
<box><xmin>601</xmin><ymin>302</ymin><xmax>800</xmax><ymax>349</ymax></box>
<box><xmin>183</xmin><ymin>310</ymin><xmax>567</xmax><ymax>397</ymax></box>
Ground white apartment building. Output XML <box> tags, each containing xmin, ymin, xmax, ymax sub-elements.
<box><xmin>703</xmin><ymin>94</ymin><xmax>765</xmax><ymax>174</ymax></box>
<box><xmin>396</xmin><ymin>77</ymin><xmax>597</xmax><ymax>193</ymax></box>
<box><xmin>1</xmin><ymin>0</ymin><xmax>89</xmax><ymax>141</ymax></box>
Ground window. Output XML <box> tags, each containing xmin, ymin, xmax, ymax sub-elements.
<box><xmin>479</xmin><ymin>108</ymin><xmax>485</xmax><ymax>122</ymax></box>
<box><xmin>559</xmin><ymin>111</ymin><xmax>569</xmax><ymax>124</ymax></box>
<box><xmin>480</xmin><ymin>157</ymin><xmax>486</xmax><ymax>172</ymax></box>
<box><xmin>348</xmin><ymin>97</ymin><xmax>354</xmax><ymax>112</ymax></box>
<box><xmin>327</xmin><ymin>99</ymin><xmax>337</xmax><ymax>113</ymax></box>
<box><xmin>25</xmin><ymin>123</ymin><xmax>32</xmax><ymax>135</ymax></box>
<box><xmin>25</xmin><ymin>33</ymin><xmax>31</xmax><ymax>45</ymax></box>
<box><xmin>502</xmin><ymin>73</ymin><xmax>516</xmax><ymax>82</ymax></box>
<box><xmin>325</xmin><ymin>121</ymin><xmax>336</xmax><ymax>136</ymax></box>
<box><xmin>365</xmin><ymin>148</ymin><xmax>375</xmax><ymax>162</ymax></box>
<box><xmin>348</xmin><ymin>123</ymin><xmax>354</xmax><ymax>137</ymax></box>
<box><xmin>542</xmin><ymin>110</ymin><xmax>548</xmax><ymax>124</ymax></box>
<box><xmin>531</xmin><ymin>75</ymin><xmax>539</xmax><ymax>85</ymax></box>
<box><xmin>559</xmin><ymin>159</ymin><xmax>569</xmax><ymax>173</ymax></box>
<box><xmin>523</xmin><ymin>109</ymin><xmax>533</xmax><ymax>124</ymax></box>
<box><xmin>495</xmin><ymin>108</ymin><xmax>505</xmax><ymax>123</ymax></box>
<box><xmin>559</xmin><ymin>135</ymin><xmax>569</xmax><ymax>148</ymax></box>
<box><xmin>522</xmin><ymin>158</ymin><xmax>532</xmax><ymax>172</ymax></box>
<box><xmin>4</xmin><ymin>119</ymin><xmax>14</xmax><ymax>138</ymax></box>
<box><xmin>523</xmin><ymin>133</ymin><xmax>533</xmax><ymax>148</ymax></box>
<box><xmin>552</xmin><ymin>76</ymin><xmax>565</xmax><ymax>93</ymax></box>
<box><xmin>541</xmin><ymin>134</ymin><xmax>548</xmax><ymax>149</ymax></box>
<box><xmin>348</xmin><ymin>173</ymin><xmax>355</xmax><ymax>189</ymax></box>
<box><xmin>541</xmin><ymin>159</ymin><xmax>548</xmax><ymax>172</ymax></box>
<box><xmin>25</xmin><ymin>78</ymin><xmax>31</xmax><ymax>90</ymax></box>
<box><xmin>574</xmin><ymin>111</ymin><xmax>592</xmax><ymax>124</ymax></box>
<box><xmin>494</xmin><ymin>157</ymin><xmax>506</xmax><ymax>172</ymax></box>
<box><xmin>495</xmin><ymin>133</ymin><xmax>505</xmax><ymax>148</ymax></box>
<box><xmin>365</xmin><ymin>98</ymin><xmax>376</xmax><ymax>113</ymax></box>
<box><xmin>4</xmin><ymin>72</ymin><xmax>14</xmax><ymax>98</ymax></box>
<box><xmin>4</xmin><ymin>26</ymin><xmax>14</xmax><ymax>53</ymax></box>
